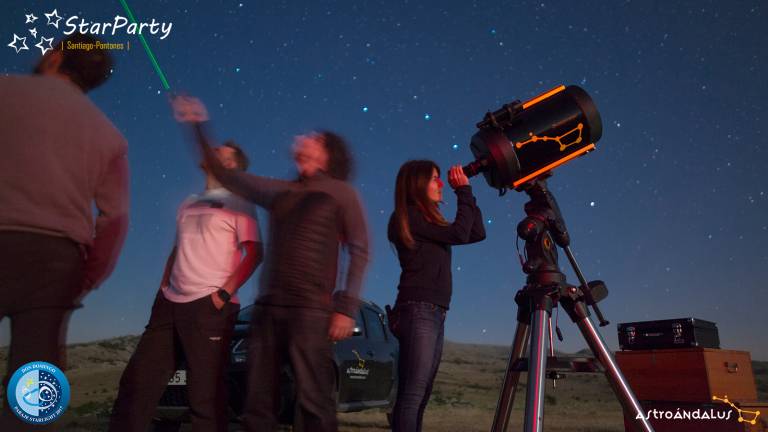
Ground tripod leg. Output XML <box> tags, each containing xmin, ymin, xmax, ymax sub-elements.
<box><xmin>490</xmin><ymin>322</ymin><xmax>529</xmax><ymax>432</ymax></box>
<box><xmin>523</xmin><ymin>307</ymin><xmax>550</xmax><ymax>432</ymax></box>
<box><xmin>573</xmin><ymin>313</ymin><xmax>654</xmax><ymax>432</ymax></box>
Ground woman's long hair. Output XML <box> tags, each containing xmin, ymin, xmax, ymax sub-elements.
<box><xmin>394</xmin><ymin>160</ymin><xmax>448</xmax><ymax>248</ymax></box>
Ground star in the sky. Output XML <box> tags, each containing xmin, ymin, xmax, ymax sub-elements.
<box><xmin>35</xmin><ymin>36</ymin><xmax>54</xmax><ymax>56</ymax></box>
<box><xmin>45</xmin><ymin>9</ymin><xmax>62</xmax><ymax>29</ymax></box>
<box><xmin>7</xmin><ymin>34</ymin><xmax>28</xmax><ymax>53</ymax></box>
<box><xmin>25</xmin><ymin>13</ymin><xmax>38</xmax><ymax>24</ymax></box>
<box><xmin>29</xmin><ymin>28</ymin><xmax>37</xmax><ymax>38</ymax></box>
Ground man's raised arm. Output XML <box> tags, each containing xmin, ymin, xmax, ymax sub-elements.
<box><xmin>171</xmin><ymin>95</ymin><xmax>295</xmax><ymax>209</ymax></box>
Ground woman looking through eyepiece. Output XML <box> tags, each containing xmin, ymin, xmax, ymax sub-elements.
<box><xmin>387</xmin><ymin>160</ymin><xmax>486</xmax><ymax>432</ymax></box>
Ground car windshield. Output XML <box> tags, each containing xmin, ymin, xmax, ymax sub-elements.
<box><xmin>236</xmin><ymin>305</ymin><xmax>253</xmax><ymax>324</ymax></box>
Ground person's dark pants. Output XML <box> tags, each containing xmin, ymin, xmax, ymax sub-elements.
<box><xmin>391</xmin><ymin>301</ymin><xmax>446</xmax><ymax>432</ymax></box>
<box><xmin>242</xmin><ymin>304</ymin><xmax>337</xmax><ymax>432</ymax></box>
<box><xmin>0</xmin><ymin>231</ymin><xmax>84</xmax><ymax>432</ymax></box>
<box><xmin>108</xmin><ymin>293</ymin><xmax>239</xmax><ymax>432</ymax></box>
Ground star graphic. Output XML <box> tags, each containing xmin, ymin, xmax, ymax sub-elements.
<box><xmin>44</xmin><ymin>9</ymin><xmax>62</xmax><ymax>29</ymax></box>
<box><xmin>7</xmin><ymin>34</ymin><xmax>28</xmax><ymax>53</ymax></box>
<box><xmin>35</xmin><ymin>36</ymin><xmax>54</xmax><ymax>55</ymax></box>
<box><xmin>29</xmin><ymin>28</ymin><xmax>37</xmax><ymax>38</ymax></box>
<box><xmin>25</xmin><ymin>13</ymin><xmax>38</xmax><ymax>24</ymax></box>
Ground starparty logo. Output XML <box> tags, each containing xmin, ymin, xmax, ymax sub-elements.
<box><xmin>7</xmin><ymin>8</ymin><xmax>173</xmax><ymax>55</ymax></box>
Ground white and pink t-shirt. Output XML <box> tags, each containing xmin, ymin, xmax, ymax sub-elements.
<box><xmin>163</xmin><ymin>188</ymin><xmax>260</xmax><ymax>304</ymax></box>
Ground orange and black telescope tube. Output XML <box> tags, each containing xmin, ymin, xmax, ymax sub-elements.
<box><xmin>467</xmin><ymin>85</ymin><xmax>602</xmax><ymax>190</ymax></box>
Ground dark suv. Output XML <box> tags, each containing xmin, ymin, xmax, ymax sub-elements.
<box><xmin>154</xmin><ymin>300</ymin><xmax>398</xmax><ymax>429</ymax></box>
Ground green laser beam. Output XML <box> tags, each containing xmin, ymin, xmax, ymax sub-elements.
<box><xmin>118</xmin><ymin>0</ymin><xmax>170</xmax><ymax>90</ymax></box>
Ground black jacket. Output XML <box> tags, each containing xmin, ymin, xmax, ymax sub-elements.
<box><xmin>220</xmin><ymin>171</ymin><xmax>370</xmax><ymax>318</ymax></box>
<box><xmin>195</xmin><ymin>125</ymin><xmax>369</xmax><ymax>318</ymax></box>
<box><xmin>387</xmin><ymin>186</ymin><xmax>486</xmax><ymax>309</ymax></box>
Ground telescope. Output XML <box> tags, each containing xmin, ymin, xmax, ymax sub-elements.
<box><xmin>469</xmin><ymin>86</ymin><xmax>654</xmax><ymax>432</ymax></box>
<box><xmin>463</xmin><ymin>85</ymin><xmax>602</xmax><ymax>191</ymax></box>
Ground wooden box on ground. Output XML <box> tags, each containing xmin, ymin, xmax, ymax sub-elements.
<box><xmin>622</xmin><ymin>400</ymin><xmax>767</xmax><ymax>432</ymax></box>
<box><xmin>615</xmin><ymin>348</ymin><xmax>758</xmax><ymax>402</ymax></box>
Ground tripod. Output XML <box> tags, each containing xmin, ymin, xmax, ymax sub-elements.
<box><xmin>489</xmin><ymin>177</ymin><xmax>654</xmax><ymax>432</ymax></box>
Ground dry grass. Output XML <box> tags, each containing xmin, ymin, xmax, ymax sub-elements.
<box><xmin>1</xmin><ymin>337</ymin><xmax>765</xmax><ymax>431</ymax></box>
<box><xmin>337</xmin><ymin>341</ymin><xmax>626</xmax><ymax>432</ymax></box>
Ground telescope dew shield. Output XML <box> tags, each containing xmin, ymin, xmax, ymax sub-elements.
<box><xmin>469</xmin><ymin>85</ymin><xmax>602</xmax><ymax>190</ymax></box>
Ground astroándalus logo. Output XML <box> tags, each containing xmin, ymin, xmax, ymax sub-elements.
<box><xmin>6</xmin><ymin>361</ymin><xmax>71</xmax><ymax>425</ymax></box>
<box><xmin>6</xmin><ymin>10</ymin><xmax>60</xmax><ymax>55</ymax></box>
<box><xmin>634</xmin><ymin>395</ymin><xmax>762</xmax><ymax>425</ymax></box>
<box><xmin>712</xmin><ymin>395</ymin><xmax>762</xmax><ymax>425</ymax></box>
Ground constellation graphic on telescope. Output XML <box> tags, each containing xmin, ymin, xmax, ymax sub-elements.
<box><xmin>515</xmin><ymin>123</ymin><xmax>584</xmax><ymax>152</ymax></box>
<box><xmin>712</xmin><ymin>395</ymin><xmax>761</xmax><ymax>425</ymax></box>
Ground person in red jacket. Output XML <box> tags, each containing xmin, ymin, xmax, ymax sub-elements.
<box><xmin>0</xmin><ymin>33</ymin><xmax>129</xmax><ymax>431</ymax></box>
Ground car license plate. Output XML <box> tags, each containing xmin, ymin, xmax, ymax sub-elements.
<box><xmin>168</xmin><ymin>370</ymin><xmax>187</xmax><ymax>385</ymax></box>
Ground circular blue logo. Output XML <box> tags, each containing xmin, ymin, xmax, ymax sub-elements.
<box><xmin>6</xmin><ymin>361</ymin><xmax>70</xmax><ymax>425</ymax></box>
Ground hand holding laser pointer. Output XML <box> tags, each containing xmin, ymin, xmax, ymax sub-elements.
<box><xmin>168</xmin><ymin>94</ymin><xmax>223</xmax><ymax>185</ymax></box>
<box><xmin>170</xmin><ymin>94</ymin><xmax>209</xmax><ymax>123</ymax></box>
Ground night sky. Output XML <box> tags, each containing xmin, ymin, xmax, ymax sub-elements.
<box><xmin>2</xmin><ymin>1</ymin><xmax>767</xmax><ymax>360</ymax></box>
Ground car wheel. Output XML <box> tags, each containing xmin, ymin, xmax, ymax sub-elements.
<box><xmin>151</xmin><ymin>419</ymin><xmax>182</xmax><ymax>432</ymax></box>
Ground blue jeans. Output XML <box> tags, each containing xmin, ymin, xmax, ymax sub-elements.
<box><xmin>390</xmin><ymin>301</ymin><xmax>446</xmax><ymax>432</ymax></box>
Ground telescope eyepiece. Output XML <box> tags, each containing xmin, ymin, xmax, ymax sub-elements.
<box><xmin>462</xmin><ymin>158</ymin><xmax>490</xmax><ymax>178</ymax></box>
